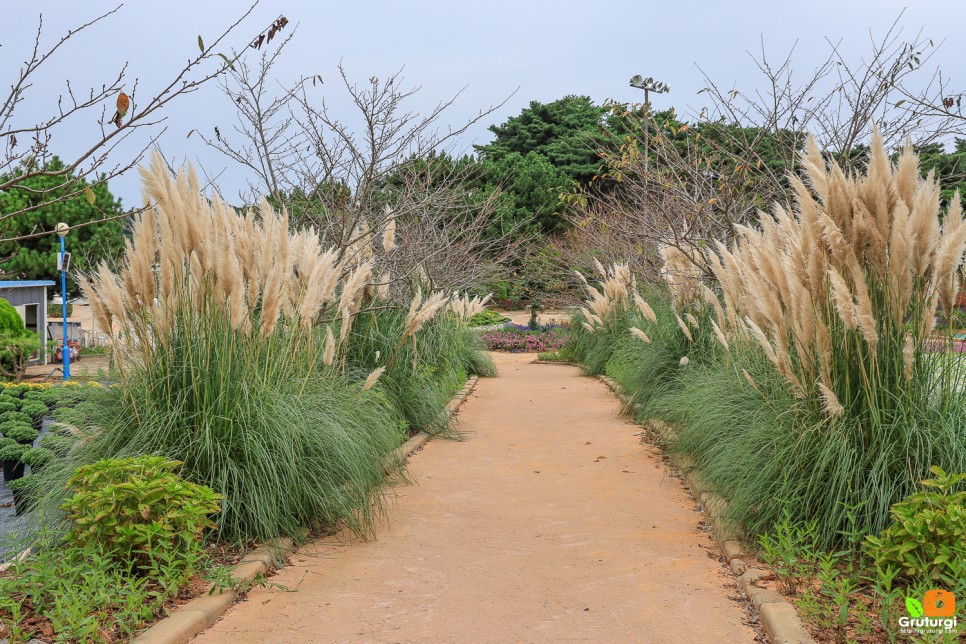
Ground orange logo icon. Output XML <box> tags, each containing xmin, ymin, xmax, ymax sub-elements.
<box><xmin>924</xmin><ymin>590</ymin><xmax>956</xmax><ymax>618</ymax></box>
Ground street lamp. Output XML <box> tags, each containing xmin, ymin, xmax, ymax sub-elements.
<box><xmin>55</xmin><ymin>222</ymin><xmax>70</xmax><ymax>381</ymax></box>
<box><xmin>629</xmin><ymin>75</ymin><xmax>670</xmax><ymax>172</ymax></box>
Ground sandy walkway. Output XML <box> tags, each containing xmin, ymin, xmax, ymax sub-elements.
<box><xmin>195</xmin><ymin>353</ymin><xmax>756</xmax><ymax>643</ymax></box>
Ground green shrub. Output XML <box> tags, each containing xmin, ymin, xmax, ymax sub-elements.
<box><xmin>22</xmin><ymin>390</ymin><xmax>45</xmax><ymax>402</ymax></box>
<box><xmin>0</xmin><ymin>422</ymin><xmax>38</xmax><ymax>444</ymax></box>
<box><xmin>0</xmin><ymin>299</ymin><xmax>24</xmax><ymax>335</ymax></box>
<box><xmin>44</xmin><ymin>386</ymin><xmax>88</xmax><ymax>408</ymax></box>
<box><xmin>39</xmin><ymin>434</ymin><xmax>75</xmax><ymax>456</ymax></box>
<box><xmin>0</xmin><ymin>300</ymin><xmax>39</xmax><ymax>381</ymax></box>
<box><xmin>864</xmin><ymin>467</ymin><xmax>966</xmax><ymax>582</ymax></box>
<box><xmin>22</xmin><ymin>447</ymin><xmax>54</xmax><ymax>468</ymax></box>
<box><xmin>1</xmin><ymin>384</ymin><xmax>25</xmax><ymax>398</ymax></box>
<box><xmin>0</xmin><ymin>411</ymin><xmax>30</xmax><ymax>425</ymax></box>
<box><xmin>0</xmin><ymin>442</ymin><xmax>28</xmax><ymax>461</ymax></box>
<box><xmin>19</xmin><ymin>400</ymin><xmax>48</xmax><ymax>421</ymax></box>
<box><xmin>5</xmin><ymin>474</ymin><xmax>34</xmax><ymax>492</ymax></box>
<box><xmin>62</xmin><ymin>456</ymin><xmax>221</xmax><ymax>579</ymax></box>
<box><xmin>0</xmin><ymin>436</ymin><xmax>15</xmax><ymax>452</ymax></box>
<box><xmin>341</xmin><ymin>310</ymin><xmax>493</xmax><ymax>435</ymax></box>
<box><xmin>0</xmin><ymin>400</ymin><xmax>16</xmax><ymax>414</ymax></box>
<box><xmin>468</xmin><ymin>309</ymin><xmax>508</xmax><ymax>327</ymax></box>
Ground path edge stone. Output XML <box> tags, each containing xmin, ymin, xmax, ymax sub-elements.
<box><xmin>597</xmin><ymin>375</ymin><xmax>815</xmax><ymax>644</ymax></box>
<box><xmin>133</xmin><ymin>375</ymin><xmax>480</xmax><ymax>644</ymax></box>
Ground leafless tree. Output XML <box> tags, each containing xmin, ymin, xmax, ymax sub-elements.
<box><xmin>0</xmin><ymin>3</ymin><xmax>272</xmax><ymax>242</ymax></box>
<box><xmin>202</xmin><ymin>40</ymin><xmax>521</xmax><ymax>296</ymax></box>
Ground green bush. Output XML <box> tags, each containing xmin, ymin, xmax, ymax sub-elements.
<box><xmin>0</xmin><ymin>400</ymin><xmax>16</xmax><ymax>414</ymax></box>
<box><xmin>0</xmin><ymin>422</ymin><xmax>38</xmax><ymax>444</ymax></box>
<box><xmin>39</xmin><ymin>434</ymin><xmax>75</xmax><ymax>456</ymax></box>
<box><xmin>62</xmin><ymin>456</ymin><xmax>221</xmax><ymax>579</ymax></box>
<box><xmin>341</xmin><ymin>310</ymin><xmax>494</xmax><ymax>435</ymax></box>
<box><xmin>468</xmin><ymin>309</ymin><xmax>509</xmax><ymax>327</ymax></box>
<box><xmin>0</xmin><ymin>411</ymin><xmax>30</xmax><ymax>425</ymax></box>
<box><xmin>43</xmin><ymin>386</ymin><xmax>88</xmax><ymax>409</ymax></box>
<box><xmin>2</xmin><ymin>384</ymin><xmax>25</xmax><ymax>398</ymax></box>
<box><xmin>0</xmin><ymin>442</ymin><xmax>28</xmax><ymax>462</ymax></box>
<box><xmin>0</xmin><ymin>300</ymin><xmax>39</xmax><ymax>381</ymax></box>
<box><xmin>864</xmin><ymin>467</ymin><xmax>966</xmax><ymax>582</ymax></box>
<box><xmin>0</xmin><ymin>299</ymin><xmax>24</xmax><ymax>335</ymax></box>
<box><xmin>19</xmin><ymin>400</ymin><xmax>48</xmax><ymax>421</ymax></box>
<box><xmin>22</xmin><ymin>390</ymin><xmax>46</xmax><ymax>402</ymax></box>
<box><xmin>22</xmin><ymin>447</ymin><xmax>54</xmax><ymax>468</ymax></box>
<box><xmin>5</xmin><ymin>474</ymin><xmax>34</xmax><ymax>492</ymax></box>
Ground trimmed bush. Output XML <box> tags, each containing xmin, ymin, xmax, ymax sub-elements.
<box><xmin>0</xmin><ymin>411</ymin><xmax>30</xmax><ymax>425</ymax></box>
<box><xmin>39</xmin><ymin>434</ymin><xmax>75</xmax><ymax>457</ymax></box>
<box><xmin>20</xmin><ymin>400</ymin><xmax>48</xmax><ymax>420</ymax></box>
<box><xmin>22</xmin><ymin>447</ymin><xmax>54</xmax><ymax>468</ymax></box>
<box><xmin>1</xmin><ymin>423</ymin><xmax>39</xmax><ymax>444</ymax></box>
<box><xmin>0</xmin><ymin>442</ymin><xmax>28</xmax><ymax>462</ymax></box>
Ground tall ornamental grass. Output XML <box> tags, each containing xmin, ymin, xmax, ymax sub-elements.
<box><xmin>570</xmin><ymin>135</ymin><xmax>966</xmax><ymax>546</ymax></box>
<box><xmin>340</xmin><ymin>301</ymin><xmax>495</xmax><ymax>436</ymax></box>
<box><xmin>38</xmin><ymin>152</ymin><xmax>482</xmax><ymax>543</ymax></box>
<box><xmin>705</xmin><ymin>132</ymin><xmax>966</xmax><ymax>423</ymax></box>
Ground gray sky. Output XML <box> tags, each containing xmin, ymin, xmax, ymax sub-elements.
<box><xmin>4</xmin><ymin>0</ymin><xmax>966</xmax><ymax>207</ymax></box>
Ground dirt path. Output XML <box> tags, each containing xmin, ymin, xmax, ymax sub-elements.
<box><xmin>195</xmin><ymin>353</ymin><xmax>757</xmax><ymax>643</ymax></box>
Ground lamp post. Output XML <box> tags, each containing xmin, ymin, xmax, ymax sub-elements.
<box><xmin>628</xmin><ymin>75</ymin><xmax>670</xmax><ymax>173</ymax></box>
<box><xmin>55</xmin><ymin>222</ymin><xmax>70</xmax><ymax>381</ymax></box>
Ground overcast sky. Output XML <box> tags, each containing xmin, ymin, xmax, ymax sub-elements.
<box><xmin>4</xmin><ymin>1</ymin><xmax>965</xmax><ymax>207</ymax></box>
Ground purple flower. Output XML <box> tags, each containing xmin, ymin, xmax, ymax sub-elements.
<box><xmin>481</xmin><ymin>327</ymin><xmax>569</xmax><ymax>352</ymax></box>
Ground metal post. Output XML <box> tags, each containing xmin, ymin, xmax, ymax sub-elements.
<box><xmin>60</xmin><ymin>235</ymin><xmax>70</xmax><ymax>381</ymax></box>
<box><xmin>629</xmin><ymin>75</ymin><xmax>669</xmax><ymax>176</ymax></box>
<box><xmin>644</xmin><ymin>88</ymin><xmax>650</xmax><ymax>173</ymax></box>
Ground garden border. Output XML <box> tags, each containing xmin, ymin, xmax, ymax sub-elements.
<box><xmin>133</xmin><ymin>376</ymin><xmax>480</xmax><ymax>644</ymax></box>
<box><xmin>598</xmin><ymin>375</ymin><xmax>815</xmax><ymax>644</ymax></box>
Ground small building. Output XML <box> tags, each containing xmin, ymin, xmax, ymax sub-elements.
<box><xmin>0</xmin><ymin>280</ymin><xmax>56</xmax><ymax>362</ymax></box>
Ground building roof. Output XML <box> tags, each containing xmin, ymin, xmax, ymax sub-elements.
<box><xmin>0</xmin><ymin>280</ymin><xmax>56</xmax><ymax>288</ymax></box>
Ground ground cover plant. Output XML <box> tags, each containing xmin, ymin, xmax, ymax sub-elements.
<box><xmin>481</xmin><ymin>323</ymin><xmax>569</xmax><ymax>352</ymax></box>
<box><xmin>0</xmin><ymin>456</ymin><xmax>225</xmax><ymax>642</ymax></box>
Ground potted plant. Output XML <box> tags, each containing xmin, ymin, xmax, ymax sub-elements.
<box><xmin>1</xmin><ymin>423</ymin><xmax>39</xmax><ymax>446</ymax></box>
<box><xmin>19</xmin><ymin>400</ymin><xmax>48</xmax><ymax>430</ymax></box>
<box><xmin>2</xmin><ymin>384</ymin><xmax>25</xmax><ymax>399</ymax></box>
<box><xmin>0</xmin><ymin>442</ymin><xmax>28</xmax><ymax>481</ymax></box>
<box><xmin>21</xmin><ymin>447</ymin><xmax>54</xmax><ymax>471</ymax></box>
<box><xmin>0</xmin><ymin>410</ymin><xmax>31</xmax><ymax>426</ymax></box>
<box><xmin>39</xmin><ymin>434</ymin><xmax>75</xmax><ymax>457</ymax></box>
<box><xmin>6</xmin><ymin>475</ymin><xmax>33</xmax><ymax>515</ymax></box>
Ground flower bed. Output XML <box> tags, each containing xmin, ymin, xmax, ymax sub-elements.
<box><xmin>481</xmin><ymin>324</ymin><xmax>569</xmax><ymax>353</ymax></box>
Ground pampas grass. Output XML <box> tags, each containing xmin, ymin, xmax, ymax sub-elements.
<box><xmin>568</xmin><ymin>130</ymin><xmax>966</xmax><ymax>546</ymax></box>
<box><xmin>64</xmin><ymin>152</ymin><xmax>488</xmax><ymax>542</ymax></box>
